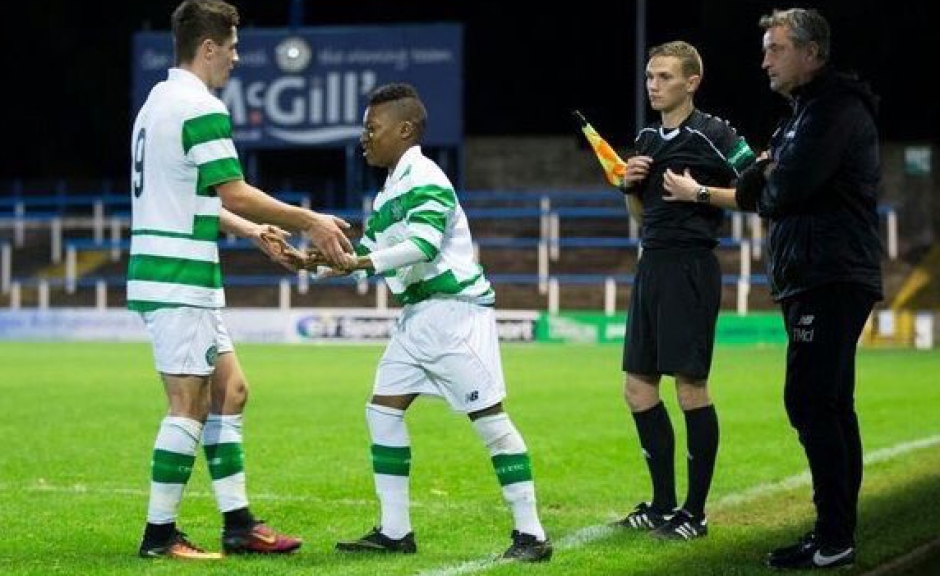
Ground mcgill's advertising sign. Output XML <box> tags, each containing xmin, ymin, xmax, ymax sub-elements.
<box><xmin>132</xmin><ymin>24</ymin><xmax>462</xmax><ymax>148</ymax></box>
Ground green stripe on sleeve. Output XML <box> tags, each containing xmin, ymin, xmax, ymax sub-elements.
<box><xmin>408</xmin><ymin>210</ymin><xmax>447</xmax><ymax>233</ymax></box>
<box><xmin>197</xmin><ymin>157</ymin><xmax>243</xmax><ymax>196</ymax></box>
<box><xmin>409</xmin><ymin>237</ymin><xmax>438</xmax><ymax>261</ymax></box>
<box><xmin>365</xmin><ymin>185</ymin><xmax>456</xmax><ymax>236</ymax></box>
<box><xmin>408</xmin><ymin>184</ymin><xmax>456</xmax><ymax>210</ymax></box>
<box><xmin>182</xmin><ymin>113</ymin><xmax>232</xmax><ymax>154</ymax></box>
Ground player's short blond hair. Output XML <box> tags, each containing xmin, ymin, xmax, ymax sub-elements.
<box><xmin>648</xmin><ymin>41</ymin><xmax>703</xmax><ymax>79</ymax></box>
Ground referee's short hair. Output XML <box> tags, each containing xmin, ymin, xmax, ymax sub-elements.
<box><xmin>648</xmin><ymin>41</ymin><xmax>703</xmax><ymax>79</ymax></box>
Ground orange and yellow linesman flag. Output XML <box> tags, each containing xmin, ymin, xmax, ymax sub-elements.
<box><xmin>572</xmin><ymin>110</ymin><xmax>642</xmax><ymax>225</ymax></box>
<box><xmin>573</xmin><ymin>110</ymin><xmax>628</xmax><ymax>188</ymax></box>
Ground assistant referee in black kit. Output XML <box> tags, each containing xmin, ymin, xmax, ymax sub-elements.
<box><xmin>611</xmin><ymin>40</ymin><xmax>756</xmax><ymax>541</ymax></box>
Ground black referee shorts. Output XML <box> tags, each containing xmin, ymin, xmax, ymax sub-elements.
<box><xmin>623</xmin><ymin>247</ymin><xmax>721</xmax><ymax>380</ymax></box>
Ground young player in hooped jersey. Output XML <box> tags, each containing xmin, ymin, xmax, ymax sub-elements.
<box><xmin>324</xmin><ymin>83</ymin><xmax>552</xmax><ymax>562</ymax></box>
<box><xmin>612</xmin><ymin>41</ymin><xmax>756</xmax><ymax>541</ymax></box>
<box><xmin>129</xmin><ymin>0</ymin><xmax>352</xmax><ymax>560</ymax></box>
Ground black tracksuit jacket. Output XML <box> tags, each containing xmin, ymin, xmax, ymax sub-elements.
<box><xmin>738</xmin><ymin>68</ymin><xmax>884</xmax><ymax>302</ymax></box>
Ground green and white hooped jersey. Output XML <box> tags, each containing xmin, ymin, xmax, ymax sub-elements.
<box><xmin>127</xmin><ymin>68</ymin><xmax>243</xmax><ymax>311</ymax></box>
<box><xmin>360</xmin><ymin>146</ymin><xmax>494</xmax><ymax>306</ymax></box>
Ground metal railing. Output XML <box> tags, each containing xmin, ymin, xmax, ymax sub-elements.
<box><xmin>3</xmin><ymin>189</ymin><xmax>899</xmax><ymax>315</ymax></box>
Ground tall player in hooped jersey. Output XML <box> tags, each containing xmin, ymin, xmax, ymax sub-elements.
<box><xmin>324</xmin><ymin>83</ymin><xmax>552</xmax><ymax>563</ymax></box>
<box><xmin>611</xmin><ymin>41</ymin><xmax>756</xmax><ymax>541</ymax></box>
<box><xmin>129</xmin><ymin>0</ymin><xmax>352</xmax><ymax>560</ymax></box>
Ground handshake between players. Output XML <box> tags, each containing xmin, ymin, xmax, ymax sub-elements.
<box><xmin>256</xmin><ymin>227</ymin><xmax>359</xmax><ymax>275</ymax></box>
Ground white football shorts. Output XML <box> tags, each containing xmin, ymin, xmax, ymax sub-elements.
<box><xmin>374</xmin><ymin>298</ymin><xmax>507</xmax><ymax>413</ymax></box>
<box><xmin>141</xmin><ymin>307</ymin><xmax>234</xmax><ymax>376</ymax></box>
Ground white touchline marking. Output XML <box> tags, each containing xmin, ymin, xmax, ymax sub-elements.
<box><xmin>4</xmin><ymin>434</ymin><xmax>937</xmax><ymax>575</ymax></box>
<box><xmin>860</xmin><ymin>537</ymin><xmax>940</xmax><ymax>576</ymax></box>
<box><xmin>714</xmin><ymin>434</ymin><xmax>940</xmax><ymax>509</ymax></box>
<box><xmin>417</xmin><ymin>434</ymin><xmax>940</xmax><ymax>576</ymax></box>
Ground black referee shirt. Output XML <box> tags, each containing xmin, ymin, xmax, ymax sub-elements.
<box><xmin>633</xmin><ymin>109</ymin><xmax>755</xmax><ymax>250</ymax></box>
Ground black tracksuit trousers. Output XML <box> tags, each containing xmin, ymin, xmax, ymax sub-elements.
<box><xmin>781</xmin><ymin>283</ymin><xmax>877</xmax><ymax>549</ymax></box>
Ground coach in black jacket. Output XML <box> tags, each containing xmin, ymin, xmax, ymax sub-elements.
<box><xmin>662</xmin><ymin>8</ymin><xmax>882</xmax><ymax>570</ymax></box>
<box><xmin>747</xmin><ymin>66</ymin><xmax>882</xmax><ymax>302</ymax></box>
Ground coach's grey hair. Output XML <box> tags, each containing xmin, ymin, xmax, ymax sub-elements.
<box><xmin>759</xmin><ymin>8</ymin><xmax>830</xmax><ymax>63</ymax></box>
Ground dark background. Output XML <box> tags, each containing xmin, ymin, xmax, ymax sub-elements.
<box><xmin>2</xmin><ymin>0</ymin><xmax>933</xmax><ymax>182</ymax></box>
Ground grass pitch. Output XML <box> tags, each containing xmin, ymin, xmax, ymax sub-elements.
<box><xmin>0</xmin><ymin>342</ymin><xmax>938</xmax><ymax>575</ymax></box>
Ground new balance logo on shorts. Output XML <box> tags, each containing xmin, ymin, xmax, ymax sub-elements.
<box><xmin>465</xmin><ymin>391</ymin><xmax>479</xmax><ymax>403</ymax></box>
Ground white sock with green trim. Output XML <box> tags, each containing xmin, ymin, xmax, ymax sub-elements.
<box><xmin>202</xmin><ymin>414</ymin><xmax>248</xmax><ymax>513</ymax></box>
<box><xmin>366</xmin><ymin>403</ymin><xmax>411</xmax><ymax>539</ymax></box>
<box><xmin>147</xmin><ymin>416</ymin><xmax>202</xmax><ymax>524</ymax></box>
<box><xmin>473</xmin><ymin>413</ymin><xmax>545</xmax><ymax>540</ymax></box>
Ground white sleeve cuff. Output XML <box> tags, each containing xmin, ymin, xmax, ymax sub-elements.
<box><xmin>369</xmin><ymin>240</ymin><xmax>429</xmax><ymax>274</ymax></box>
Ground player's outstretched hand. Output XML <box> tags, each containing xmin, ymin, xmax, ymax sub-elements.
<box><xmin>255</xmin><ymin>225</ymin><xmax>311</xmax><ymax>271</ymax></box>
<box><xmin>309</xmin><ymin>265</ymin><xmax>352</xmax><ymax>279</ymax></box>
<box><xmin>300</xmin><ymin>247</ymin><xmax>331</xmax><ymax>269</ymax></box>
<box><xmin>308</xmin><ymin>251</ymin><xmax>359</xmax><ymax>279</ymax></box>
<box><xmin>307</xmin><ymin>213</ymin><xmax>354</xmax><ymax>268</ymax></box>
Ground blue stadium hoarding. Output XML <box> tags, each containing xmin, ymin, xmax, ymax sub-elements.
<box><xmin>132</xmin><ymin>24</ymin><xmax>463</xmax><ymax>148</ymax></box>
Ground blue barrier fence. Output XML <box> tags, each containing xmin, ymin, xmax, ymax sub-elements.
<box><xmin>2</xmin><ymin>188</ymin><xmax>896</xmax><ymax>312</ymax></box>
